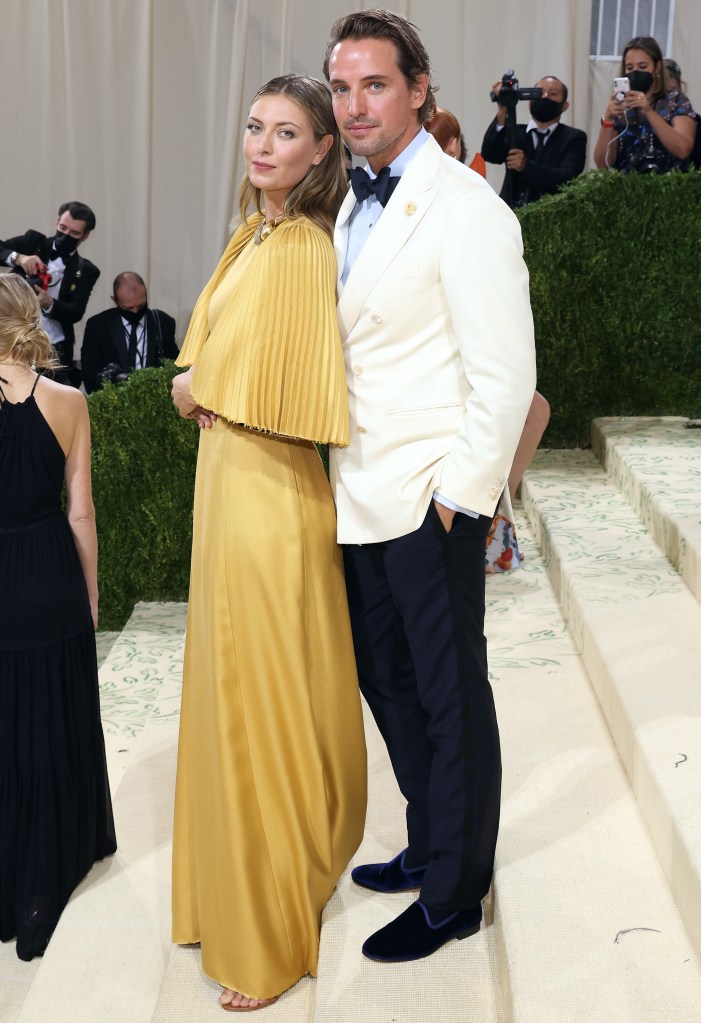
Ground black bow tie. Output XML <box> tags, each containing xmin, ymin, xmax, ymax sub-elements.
<box><xmin>349</xmin><ymin>165</ymin><xmax>401</xmax><ymax>207</ymax></box>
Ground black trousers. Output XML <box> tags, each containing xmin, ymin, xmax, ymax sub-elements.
<box><xmin>343</xmin><ymin>502</ymin><xmax>501</xmax><ymax>913</ymax></box>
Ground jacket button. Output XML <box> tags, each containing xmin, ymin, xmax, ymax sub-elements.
<box><xmin>371</xmin><ymin>314</ymin><xmax>382</xmax><ymax>324</ymax></box>
<box><xmin>353</xmin><ymin>365</ymin><xmax>364</xmax><ymax>376</ymax></box>
<box><xmin>356</xmin><ymin>425</ymin><xmax>367</xmax><ymax>434</ymax></box>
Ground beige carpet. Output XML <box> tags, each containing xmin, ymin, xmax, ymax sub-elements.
<box><xmin>150</xmin><ymin>699</ymin><xmax>505</xmax><ymax>1023</ymax></box>
<box><xmin>5</xmin><ymin>451</ymin><xmax>701</xmax><ymax>1022</ymax></box>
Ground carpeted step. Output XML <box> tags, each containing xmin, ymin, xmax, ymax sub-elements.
<box><xmin>488</xmin><ymin>514</ymin><xmax>701</xmax><ymax>1022</ymax></box>
<box><xmin>592</xmin><ymin>416</ymin><xmax>701</xmax><ymax>606</ymax></box>
<box><xmin>522</xmin><ymin>451</ymin><xmax>701</xmax><ymax>975</ymax></box>
<box><xmin>314</xmin><ymin>700</ymin><xmax>505</xmax><ymax>1022</ymax></box>
<box><xmin>9</xmin><ymin>518</ymin><xmax>701</xmax><ymax>1023</ymax></box>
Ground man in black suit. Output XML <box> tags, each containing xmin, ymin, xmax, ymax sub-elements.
<box><xmin>323</xmin><ymin>8</ymin><xmax>536</xmax><ymax>967</ymax></box>
<box><xmin>81</xmin><ymin>271</ymin><xmax>178</xmax><ymax>393</ymax></box>
<box><xmin>1</xmin><ymin>201</ymin><xmax>99</xmax><ymax>385</ymax></box>
<box><xmin>481</xmin><ymin>76</ymin><xmax>587</xmax><ymax>208</ymax></box>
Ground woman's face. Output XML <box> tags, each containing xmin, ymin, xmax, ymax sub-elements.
<box><xmin>623</xmin><ymin>48</ymin><xmax>660</xmax><ymax>84</ymax></box>
<box><xmin>243</xmin><ymin>93</ymin><xmax>332</xmax><ymax>207</ymax></box>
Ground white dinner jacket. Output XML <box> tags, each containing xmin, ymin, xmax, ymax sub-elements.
<box><xmin>330</xmin><ymin>133</ymin><xmax>537</xmax><ymax>545</ymax></box>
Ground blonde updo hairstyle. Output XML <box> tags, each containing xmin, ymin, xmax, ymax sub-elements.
<box><xmin>0</xmin><ymin>275</ymin><xmax>58</xmax><ymax>370</ymax></box>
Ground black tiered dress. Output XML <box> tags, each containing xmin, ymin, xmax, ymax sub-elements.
<box><xmin>0</xmin><ymin>376</ymin><xmax>116</xmax><ymax>961</ymax></box>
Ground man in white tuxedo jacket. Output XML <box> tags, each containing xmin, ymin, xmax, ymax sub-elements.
<box><xmin>325</xmin><ymin>10</ymin><xmax>537</xmax><ymax>964</ymax></box>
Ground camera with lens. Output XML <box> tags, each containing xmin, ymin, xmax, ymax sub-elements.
<box><xmin>490</xmin><ymin>70</ymin><xmax>542</xmax><ymax>108</ymax></box>
<box><xmin>96</xmin><ymin>362</ymin><xmax>131</xmax><ymax>386</ymax></box>
<box><xmin>25</xmin><ymin>268</ymin><xmax>52</xmax><ymax>291</ymax></box>
<box><xmin>631</xmin><ymin>134</ymin><xmax>661</xmax><ymax>174</ymax></box>
<box><xmin>633</xmin><ymin>154</ymin><xmax>660</xmax><ymax>174</ymax></box>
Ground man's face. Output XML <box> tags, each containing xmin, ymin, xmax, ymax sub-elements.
<box><xmin>114</xmin><ymin>278</ymin><xmax>147</xmax><ymax>314</ymax></box>
<box><xmin>328</xmin><ymin>37</ymin><xmax>428</xmax><ymax>172</ymax></box>
<box><xmin>56</xmin><ymin>210</ymin><xmax>89</xmax><ymax>245</ymax></box>
<box><xmin>535</xmin><ymin>77</ymin><xmax>566</xmax><ymax>104</ymax></box>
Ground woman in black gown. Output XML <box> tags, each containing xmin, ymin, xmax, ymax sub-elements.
<box><xmin>0</xmin><ymin>274</ymin><xmax>116</xmax><ymax>961</ymax></box>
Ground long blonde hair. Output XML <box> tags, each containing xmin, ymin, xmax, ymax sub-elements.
<box><xmin>239</xmin><ymin>74</ymin><xmax>347</xmax><ymax>238</ymax></box>
<box><xmin>0</xmin><ymin>275</ymin><xmax>58</xmax><ymax>370</ymax></box>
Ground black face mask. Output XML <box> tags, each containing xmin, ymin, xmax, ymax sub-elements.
<box><xmin>627</xmin><ymin>70</ymin><xmax>654</xmax><ymax>94</ymax></box>
<box><xmin>530</xmin><ymin>97</ymin><xmax>563</xmax><ymax>123</ymax></box>
<box><xmin>53</xmin><ymin>231</ymin><xmax>79</xmax><ymax>258</ymax></box>
<box><xmin>118</xmin><ymin>305</ymin><xmax>148</xmax><ymax>325</ymax></box>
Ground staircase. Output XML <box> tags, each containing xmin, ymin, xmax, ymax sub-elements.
<box><xmin>3</xmin><ymin>417</ymin><xmax>701</xmax><ymax>1022</ymax></box>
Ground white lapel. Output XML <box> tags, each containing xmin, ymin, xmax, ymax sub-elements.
<box><xmin>334</xmin><ymin>184</ymin><xmax>357</xmax><ymax>296</ymax></box>
<box><xmin>335</xmin><ymin>135</ymin><xmax>443</xmax><ymax>335</ymax></box>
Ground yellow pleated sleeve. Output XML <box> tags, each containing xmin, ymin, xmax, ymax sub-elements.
<box><xmin>176</xmin><ymin>215</ymin><xmax>349</xmax><ymax>447</ymax></box>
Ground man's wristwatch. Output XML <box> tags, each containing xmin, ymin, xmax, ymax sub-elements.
<box><xmin>9</xmin><ymin>251</ymin><xmax>20</xmax><ymax>266</ymax></box>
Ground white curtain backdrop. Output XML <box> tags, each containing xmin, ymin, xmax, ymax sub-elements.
<box><xmin>1</xmin><ymin>0</ymin><xmax>698</xmax><ymax>347</ymax></box>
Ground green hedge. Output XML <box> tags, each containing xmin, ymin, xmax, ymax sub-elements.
<box><xmin>88</xmin><ymin>363</ymin><xmax>199</xmax><ymax>630</ymax></box>
<box><xmin>90</xmin><ymin>170</ymin><xmax>701</xmax><ymax>626</ymax></box>
<box><xmin>517</xmin><ymin>168</ymin><xmax>701</xmax><ymax>447</ymax></box>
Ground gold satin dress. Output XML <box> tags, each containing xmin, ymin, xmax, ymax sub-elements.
<box><xmin>170</xmin><ymin>217</ymin><xmax>366</xmax><ymax>998</ymax></box>
<box><xmin>172</xmin><ymin>218</ymin><xmax>367</xmax><ymax>1000</ymax></box>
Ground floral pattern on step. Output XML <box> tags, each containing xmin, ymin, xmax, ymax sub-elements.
<box><xmin>485</xmin><ymin>519</ymin><xmax>580</xmax><ymax>682</ymax></box>
<box><xmin>98</xmin><ymin>601</ymin><xmax>187</xmax><ymax>739</ymax></box>
<box><xmin>593</xmin><ymin>417</ymin><xmax>701</xmax><ymax>605</ymax></box>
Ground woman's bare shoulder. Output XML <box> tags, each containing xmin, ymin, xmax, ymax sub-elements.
<box><xmin>39</xmin><ymin>377</ymin><xmax>86</xmax><ymax>403</ymax></box>
<box><xmin>36</xmin><ymin>378</ymin><xmax>88</xmax><ymax>422</ymax></box>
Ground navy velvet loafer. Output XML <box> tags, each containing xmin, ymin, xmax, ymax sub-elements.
<box><xmin>351</xmin><ymin>849</ymin><xmax>426</xmax><ymax>893</ymax></box>
<box><xmin>362</xmin><ymin>899</ymin><xmax>482</xmax><ymax>962</ymax></box>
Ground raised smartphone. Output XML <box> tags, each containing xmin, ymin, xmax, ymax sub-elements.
<box><xmin>613</xmin><ymin>76</ymin><xmax>630</xmax><ymax>100</ymax></box>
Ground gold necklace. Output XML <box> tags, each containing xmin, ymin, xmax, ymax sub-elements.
<box><xmin>254</xmin><ymin>215</ymin><xmax>286</xmax><ymax>245</ymax></box>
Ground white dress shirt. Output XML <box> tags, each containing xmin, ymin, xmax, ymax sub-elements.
<box><xmin>121</xmin><ymin>314</ymin><xmax>148</xmax><ymax>369</ymax></box>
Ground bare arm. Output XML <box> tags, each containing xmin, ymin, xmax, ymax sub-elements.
<box><xmin>594</xmin><ymin>93</ymin><xmax>625</xmax><ymax>168</ymax></box>
<box><xmin>594</xmin><ymin>124</ymin><xmax>619</xmax><ymax>168</ymax></box>
<box><xmin>64</xmin><ymin>393</ymin><xmax>99</xmax><ymax>628</ymax></box>
<box><xmin>171</xmin><ymin>365</ymin><xmax>217</xmax><ymax>428</ymax></box>
<box><xmin>171</xmin><ymin>366</ymin><xmax>197</xmax><ymax>416</ymax></box>
<box><xmin>642</xmin><ymin>109</ymin><xmax>695</xmax><ymax>159</ymax></box>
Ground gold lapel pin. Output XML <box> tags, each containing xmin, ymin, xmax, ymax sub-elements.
<box><xmin>404</xmin><ymin>201</ymin><xmax>417</xmax><ymax>216</ymax></box>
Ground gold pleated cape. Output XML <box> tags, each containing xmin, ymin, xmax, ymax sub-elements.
<box><xmin>176</xmin><ymin>213</ymin><xmax>349</xmax><ymax>447</ymax></box>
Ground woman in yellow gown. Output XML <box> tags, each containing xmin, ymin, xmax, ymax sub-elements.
<box><xmin>170</xmin><ymin>75</ymin><xmax>367</xmax><ymax>1011</ymax></box>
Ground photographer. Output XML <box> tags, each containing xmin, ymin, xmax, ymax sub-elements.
<box><xmin>482</xmin><ymin>75</ymin><xmax>586</xmax><ymax>208</ymax></box>
<box><xmin>81</xmin><ymin>271</ymin><xmax>178</xmax><ymax>393</ymax></box>
<box><xmin>0</xmin><ymin>201</ymin><xmax>99</xmax><ymax>387</ymax></box>
<box><xmin>594</xmin><ymin>37</ymin><xmax>696</xmax><ymax>173</ymax></box>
